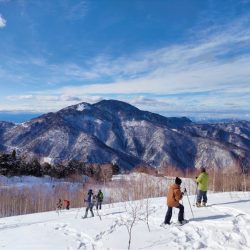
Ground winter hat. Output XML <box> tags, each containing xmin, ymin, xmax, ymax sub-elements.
<box><xmin>175</xmin><ymin>177</ymin><xmax>182</xmax><ymax>185</ymax></box>
<box><xmin>201</xmin><ymin>167</ymin><xmax>206</xmax><ymax>172</ymax></box>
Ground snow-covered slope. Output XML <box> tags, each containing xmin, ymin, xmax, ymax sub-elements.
<box><xmin>0</xmin><ymin>192</ymin><xmax>249</xmax><ymax>250</ymax></box>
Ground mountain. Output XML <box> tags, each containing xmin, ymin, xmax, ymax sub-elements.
<box><xmin>0</xmin><ymin>100</ymin><xmax>249</xmax><ymax>171</ymax></box>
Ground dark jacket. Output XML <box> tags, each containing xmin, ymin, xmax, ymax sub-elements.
<box><xmin>97</xmin><ymin>191</ymin><xmax>103</xmax><ymax>202</ymax></box>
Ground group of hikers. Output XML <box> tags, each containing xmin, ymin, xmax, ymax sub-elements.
<box><xmin>56</xmin><ymin>189</ymin><xmax>104</xmax><ymax>218</ymax></box>
<box><xmin>163</xmin><ymin>167</ymin><xmax>209</xmax><ymax>226</ymax></box>
<box><xmin>56</xmin><ymin>199</ymin><xmax>70</xmax><ymax>211</ymax></box>
<box><xmin>56</xmin><ymin>167</ymin><xmax>208</xmax><ymax>225</ymax></box>
<box><xmin>83</xmin><ymin>189</ymin><xmax>104</xmax><ymax>218</ymax></box>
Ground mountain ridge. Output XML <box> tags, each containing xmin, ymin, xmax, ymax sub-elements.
<box><xmin>0</xmin><ymin>100</ymin><xmax>249</xmax><ymax>171</ymax></box>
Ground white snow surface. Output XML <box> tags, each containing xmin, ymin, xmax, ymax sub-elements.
<box><xmin>76</xmin><ymin>104</ymin><xmax>91</xmax><ymax>112</ymax></box>
<box><xmin>0</xmin><ymin>192</ymin><xmax>250</xmax><ymax>250</ymax></box>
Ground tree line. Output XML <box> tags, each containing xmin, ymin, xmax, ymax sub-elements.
<box><xmin>0</xmin><ymin>150</ymin><xmax>120</xmax><ymax>181</ymax></box>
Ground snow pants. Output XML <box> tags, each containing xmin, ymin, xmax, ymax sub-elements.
<box><xmin>164</xmin><ymin>204</ymin><xmax>184</xmax><ymax>224</ymax></box>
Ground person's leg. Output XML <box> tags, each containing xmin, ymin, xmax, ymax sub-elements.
<box><xmin>90</xmin><ymin>205</ymin><xmax>94</xmax><ymax>217</ymax></box>
<box><xmin>196</xmin><ymin>190</ymin><xmax>202</xmax><ymax>206</ymax></box>
<box><xmin>84</xmin><ymin>206</ymin><xmax>89</xmax><ymax>218</ymax></box>
<box><xmin>202</xmin><ymin>191</ymin><xmax>207</xmax><ymax>205</ymax></box>
<box><xmin>177</xmin><ymin>204</ymin><xmax>184</xmax><ymax>222</ymax></box>
<box><xmin>164</xmin><ymin>207</ymin><xmax>172</xmax><ymax>224</ymax></box>
<box><xmin>99</xmin><ymin>201</ymin><xmax>102</xmax><ymax>210</ymax></box>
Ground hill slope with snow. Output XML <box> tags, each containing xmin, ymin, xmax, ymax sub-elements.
<box><xmin>0</xmin><ymin>192</ymin><xmax>249</xmax><ymax>250</ymax></box>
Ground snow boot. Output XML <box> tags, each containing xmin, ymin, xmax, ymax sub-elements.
<box><xmin>196</xmin><ymin>202</ymin><xmax>201</xmax><ymax>207</ymax></box>
<box><xmin>202</xmin><ymin>202</ymin><xmax>206</xmax><ymax>207</ymax></box>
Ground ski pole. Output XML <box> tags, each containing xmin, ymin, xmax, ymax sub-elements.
<box><xmin>193</xmin><ymin>183</ymin><xmax>198</xmax><ymax>206</ymax></box>
<box><xmin>184</xmin><ymin>188</ymin><xmax>194</xmax><ymax>219</ymax></box>
<box><xmin>96</xmin><ymin>207</ymin><xmax>102</xmax><ymax>221</ymax></box>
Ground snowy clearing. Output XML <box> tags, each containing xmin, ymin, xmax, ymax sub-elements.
<box><xmin>0</xmin><ymin>192</ymin><xmax>249</xmax><ymax>250</ymax></box>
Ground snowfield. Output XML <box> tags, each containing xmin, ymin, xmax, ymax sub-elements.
<box><xmin>0</xmin><ymin>192</ymin><xmax>249</xmax><ymax>250</ymax></box>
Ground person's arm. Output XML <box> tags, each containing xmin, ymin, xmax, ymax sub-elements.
<box><xmin>175</xmin><ymin>188</ymin><xmax>183</xmax><ymax>201</ymax></box>
<box><xmin>196</xmin><ymin>174</ymin><xmax>202</xmax><ymax>183</ymax></box>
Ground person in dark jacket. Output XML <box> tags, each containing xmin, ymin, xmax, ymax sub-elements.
<box><xmin>163</xmin><ymin>177</ymin><xmax>187</xmax><ymax>226</ymax></box>
<box><xmin>83</xmin><ymin>189</ymin><xmax>94</xmax><ymax>218</ymax></box>
<box><xmin>96</xmin><ymin>189</ymin><xmax>104</xmax><ymax>210</ymax></box>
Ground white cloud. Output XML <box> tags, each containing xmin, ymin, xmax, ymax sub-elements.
<box><xmin>0</xmin><ymin>14</ymin><xmax>6</xmax><ymax>28</ymax></box>
<box><xmin>1</xmin><ymin>14</ymin><xmax>250</xmax><ymax>119</ymax></box>
<box><xmin>6</xmin><ymin>95</ymin><xmax>34</xmax><ymax>100</ymax></box>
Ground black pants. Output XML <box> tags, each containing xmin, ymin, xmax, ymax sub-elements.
<box><xmin>164</xmin><ymin>204</ymin><xmax>184</xmax><ymax>224</ymax></box>
<box><xmin>96</xmin><ymin>201</ymin><xmax>102</xmax><ymax>210</ymax></box>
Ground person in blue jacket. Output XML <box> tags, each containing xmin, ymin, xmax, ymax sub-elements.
<box><xmin>83</xmin><ymin>189</ymin><xmax>94</xmax><ymax>218</ymax></box>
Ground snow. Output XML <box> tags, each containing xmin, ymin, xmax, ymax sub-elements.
<box><xmin>42</xmin><ymin>157</ymin><xmax>53</xmax><ymax>164</ymax></box>
<box><xmin>20</xmin><ymin>122</ymin><xmax>29</xmax><ymax>128</ymax></box>
<box><xmin>76</xmin><ymin>104</ymin><xmax>91</xmax><ymax>112</ymax></box>
<box><xmin>0</xmin><ymin>175</ymin><xmax>87</xmax><ymax>191</ymax></box>
<box><xmin>122</xmin><ymin>120</ymin><xmax>149</xmax><ymax>127</ymax></box>
<box><xmin>0</xmin><ymin>192</ymin><xmax>249</xmax><ymax>249</ymax></box>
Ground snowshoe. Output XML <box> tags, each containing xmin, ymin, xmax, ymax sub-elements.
<box><xmin>174</xmin><ymin>220</ymin><xmax>189</xmax><ymax>226</ymax></box>
<box><xmin>160</xmin><ymin>222</ymin><xmax>171</xmax><ymax>228</ymax></box>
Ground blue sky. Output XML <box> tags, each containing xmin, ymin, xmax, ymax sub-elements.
<box><xmin>0</xmin><ymin>0</ymin><xmax>250</xmax><ymax>121</ymax></box>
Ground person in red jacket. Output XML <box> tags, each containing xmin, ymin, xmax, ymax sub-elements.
<box><xmin>64</xmin><ymin>200</ymin><xmax>70</xmax><ymax>210</ymax></box>
<box><xmin>163</xmin><ymin>177</ymin><xmax>187</xmax><ymax>226</ymax></box>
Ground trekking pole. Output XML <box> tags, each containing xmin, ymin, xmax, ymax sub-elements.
<box><xmin>96</xmin><ymin>207</ymin><xmax>102</xmax><ymax>221</ymax></box>
<box><xmin>75</xmin><ymin>207</ymin><xmax>81</xmax><ymax>219</ymax></box>
<box><xmin>193</xmin><ymin>186</ymin><xmax>198</xmax><ymax>206</ymax></box>
<box><xmin>184</xmin><ymin>188</ymin><xmax>194</xmax><ymax>219</ymax></box>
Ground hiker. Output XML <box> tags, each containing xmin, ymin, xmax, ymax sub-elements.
<box><xmin>96</xmin><ymin>189</ymin><xmax>104</xmax><ymax>210</ymax></box>
<box><xmin>56</xmin><ymin>199</ymin><xmax>63</xmax><ymax>211</ymax></box>
<box><xmin>83</xmin><ymin>189</ymin><xmax>94</xmax><ymax>218</ymax></box>
<box><xmin>64</xmin><ymin>199</ymin><xmax>70</xmax><ymax>210</ymax></box>
<box><xmin>196</xmin><ymin>167</ymin><xmax>209</xmax><ymax>207</ymax></box>
<box><xmin>163</xmin><ymin>177</ymin><xmax>187</xmax><ymax>226</ymax></box>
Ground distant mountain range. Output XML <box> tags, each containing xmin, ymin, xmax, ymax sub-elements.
<box><xmin>0</xmin><ymin>100</ymin><xmax>249</xmax><ymax>171</ymax></box>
